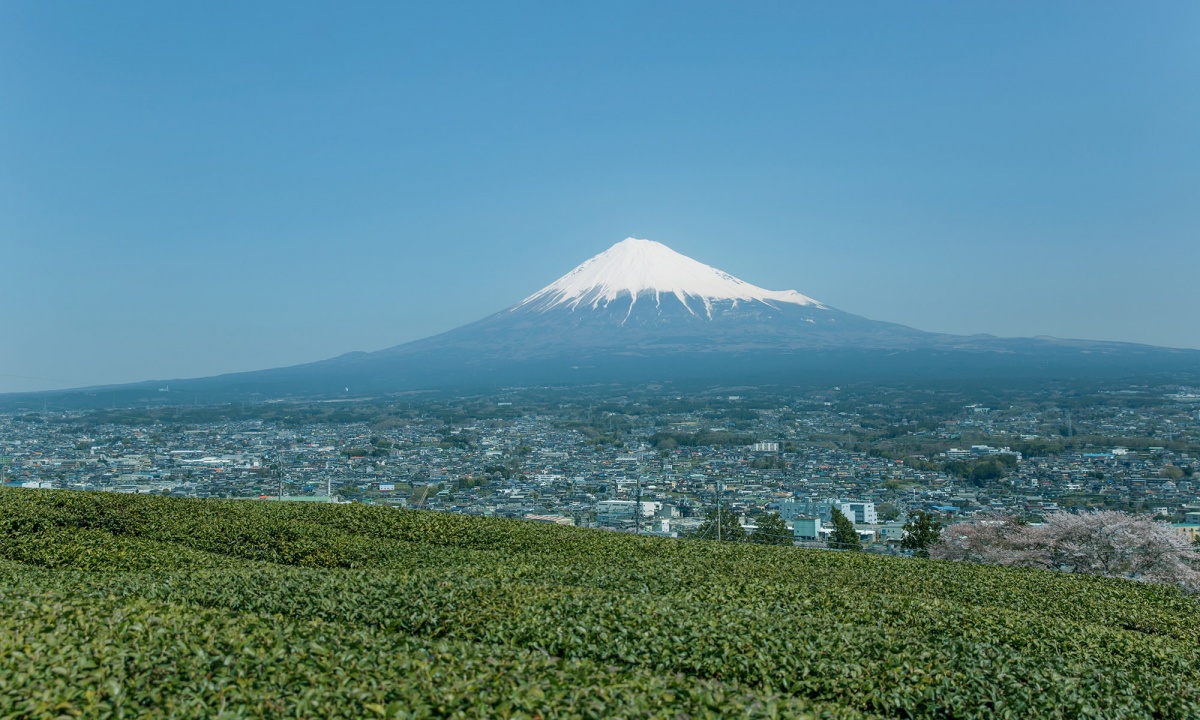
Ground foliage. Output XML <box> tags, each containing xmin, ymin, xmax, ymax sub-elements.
<box><xmin>901</xmin><ymin>457</ymin><xmax>942</xmax><ymax>472</ymax></box>
<box><xmin>900</xmin><ymin>511</ymin><xmax>943</xmax><ymax>558</ymax></box>
<box><xmin>690</xmin><ymin>505</ymin><xmax>746</xmax><ymax>542</ymax></box>
<box><xmin>934</xmin><ymin>511</ymin><xmax>1200</xmax><ymax>592</ymax></box>
<box><xmin>455</xmin><ymin>475</ymin><xmax>488</xmax><ymax>491</ymax></box>
<box><xmin>943</xmin><ymin>455</ymin><xmax>1015</xmax><ymax>485</ymax></box>
<box><xmin>483</xmin><ymin>463</ymin><xmax>516</xmax><ymax>479</ymax></box>
<box><xmin>750</xmin><ymin>512</ymin><xmax>791</xmax><ymax>546</ymax></box>
<box><xmin>437</xmin><ymin>430</ymin><xmax>476</xmax><ymax>449</ymax></box>
<box><xmin>750</xmin><ymin>455</ymin><xmax>786</xmax><ymax>470</ymax></box>
<box><xmin>1</xmin><ymin>489</ymin><xmax>1199</xmax><ymax>719</ymax></box>
<box><xmin>828</xmin><ymin>507</ymin><xmax>861</xmax><ymax>552</ymax></box>
<box><xmin>649</xmin><ymin>430</ymin><xmax>755</xmax><ymax>449</ymax></box>
<box><xmin>342</xmin><ymin>446</ymin><xmax>389</xmax><ymax>458</ymax></box>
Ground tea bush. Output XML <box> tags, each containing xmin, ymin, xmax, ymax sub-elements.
<box><xmin>1</xmin><ymin>489</ymin><xmax>1197</xmax><ymax>718</ymax></box>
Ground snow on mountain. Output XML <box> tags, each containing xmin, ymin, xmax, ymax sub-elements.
<box><xmin>517</xmin><ymin>238</ymin><xmax>825</xmax><ymax>318</ymax></box>
<box><xmin>9</xmin><ymin>234</ymin><xmax>1198</xmax><ymax>408</ymax></box>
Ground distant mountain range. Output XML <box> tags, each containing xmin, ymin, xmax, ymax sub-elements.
<box><xmin>6</xmin><ymin>238</ymin><xmax>1199</xmax><ymax>408</ymax></box>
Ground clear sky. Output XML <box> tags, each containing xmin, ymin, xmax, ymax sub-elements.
<box><xmin>3</xmin><ymin>1</ymin><xmax>1198</xmax><ymax>393</ymax></box>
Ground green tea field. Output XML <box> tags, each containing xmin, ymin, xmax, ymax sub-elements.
<box><xmin>1</xmin><ymin>489</ymin><xmax>1197</xmax><ymax>719</ymax></box>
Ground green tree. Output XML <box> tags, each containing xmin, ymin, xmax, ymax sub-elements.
<box><xmin>969</xmin><ymin>460</ymin><xmax>1005</xmax><ymax>484</ymax></box>
<box><xmin>692</xmin><ymin>506</ymin><xmax>746</xmax><ymax>542</ymax></box>
<box><xmin>751</xmin><ymin>456</ymin><xmax>785</xmax><ymax>470</ymax></box>
<box><xmin>828</xmin><ymin>507</ymin><xmax>861</xmax><ymax>551</ymax></box>
<box><xmin>750</xmin><ymin>512</ymin><xmax>791</xmax><ymax>545</ymax></box>
<box><xmin>900</xmin><ymin>511</ymin><xmax>944</xmax><ymax>558</ymax></box>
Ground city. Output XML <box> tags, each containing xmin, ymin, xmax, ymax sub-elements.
<box><xmin>6</xmin><ymin>2</ymin><xmax>1200</xmax><ymax>715</ymax></box>
<box><xmin>6</xmin><ymin>382</ymin><xmax>1198</xmax><ymax>549</ymax></box>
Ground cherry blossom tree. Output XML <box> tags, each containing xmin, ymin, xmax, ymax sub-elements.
<box><xmin>932</xmin><ymin>511</ymin><xmax>1199</xmax><ymax>593</ymax></box>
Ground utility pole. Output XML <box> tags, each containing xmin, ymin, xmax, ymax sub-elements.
<box><xmin>716</xmin><ymin>480</ymin><xmax>722</xmax><ymax>542</ymax></box>
<box><xmin>635</xmin><ymin>475</ymin><xmax>641</xmax><ymax>535</ymax></box>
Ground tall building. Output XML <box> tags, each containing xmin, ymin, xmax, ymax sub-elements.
<box><xmin>780</xmin><ymin>498</ymin><xmax>876</xmax><ymax>525</ymax></box>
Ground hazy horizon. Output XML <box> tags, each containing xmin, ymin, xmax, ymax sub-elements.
<box><xmin>4</xmin><ymin>2</ymin><xmax>1198</xmax><ymax>393</ymax></box>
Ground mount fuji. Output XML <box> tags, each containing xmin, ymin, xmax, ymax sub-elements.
<box><xmin>391</xmin><ymin>237</ymin><xmax>937</xmax><ymax>362</ymax></box>
<box><xmin>7</xmin><ymin>238</ymin><xmax>1199</xmax><ymax>405</ymax></box>
<box><xmin>519</xmin><ymin>237</ymin><xmax>826</xmax><ymax>316</ymax></box>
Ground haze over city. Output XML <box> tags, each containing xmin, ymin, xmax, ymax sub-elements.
<box><xmin>4</xmin><ymin>2</ymin><xmax>1198</xmax><ymax>394</ymax></box>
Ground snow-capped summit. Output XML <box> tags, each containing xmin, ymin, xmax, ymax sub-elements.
<box><xmin>14</xmin><ymin>232</ymin><xmax>1194</xmax><ymax>407</ymax></box>
<box><xmin>518</xmin><ymin>238</ymin><xmax>824</xmax><ymax>317</ymax></box>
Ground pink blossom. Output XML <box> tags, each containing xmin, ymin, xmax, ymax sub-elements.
<box><xmin>932</xmin><ymin>511</ymin><xmax>1200</xmax><ymax>593</ymax></box>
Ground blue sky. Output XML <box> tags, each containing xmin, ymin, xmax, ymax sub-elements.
<box><xmin>2</xmin><ymin>1</ymin><xmax>1198</xmax><ymax>392</ymax></box>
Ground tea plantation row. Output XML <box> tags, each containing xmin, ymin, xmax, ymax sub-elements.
<box><xmin>1</xmin><ymin>489</ymin><xmax>1197</xmax><ymax>718</ymax></box>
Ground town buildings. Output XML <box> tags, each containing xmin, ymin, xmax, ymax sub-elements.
<box><xmin>3</xmin><ymin>386</ymin><xmax>1198</xmax><ymax>550</ymax></box>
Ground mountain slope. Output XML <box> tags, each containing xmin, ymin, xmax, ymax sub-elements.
<box><xmin>380</xmin><ymin>237</ymin><xmax>940</xmax><ymax>360</ymax></box>
<box><xmin>332</xmin><ymin>237</ymin><xmax>1196</xmax><ymax>388</ymax></box>
<box><xmin>518</xmin><ymin>237</ymin><xmax>824</xmax><ymax>315</ymax></box>
<box><xmin>4</xmin><ymin>237</ymin><xmax>1199</xmax><ymax>405</ymax></box>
